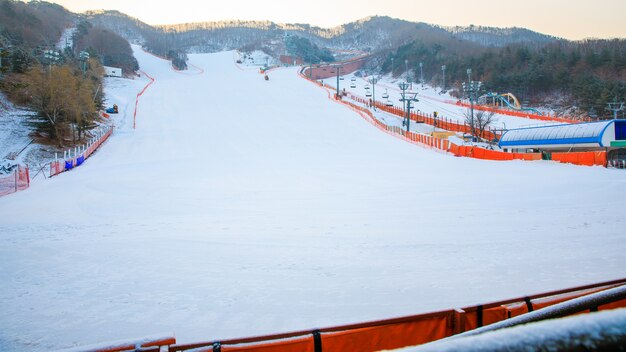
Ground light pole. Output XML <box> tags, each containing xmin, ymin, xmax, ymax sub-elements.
<box><xmin>405</xmin><ymin>59</ymin><xmax>408</xmax><ymax>78</ymax></box>
<box><xmin>398</xmin><ymin>82</ymin><xmax>418</xmax><ymax>132</ymax></box>
<box><xmin>0</xmin><ymin>46</ymin><xmax>6</xmax><ymax>76</ymax></box>
<box><xmin>332</xmin><ymin>63</ymin><xmax>343</xmax><ymax>99</ymax></box>
<box><xmin>441</xmin><ymin>65</ymin><xmax>446</xmax><ymax>92</ymax></box>
<box><xmin>44</xmin><ymin>49</ymin><xmax>60</xmax><ymax>70</ymax></box>
<box><xmin>405</xmin><ymin>59</ymin><xmax>412</xmax><ymax>90</ymax></box>
<box><xmin>419</xmin><ymin>62</ymin><xmax>423</xmax><ymax>88</ymax></box>
<box><xmin>368</xmin><ymin>76</ymin><xmax>378</xmax><ymax>109</ymax></box>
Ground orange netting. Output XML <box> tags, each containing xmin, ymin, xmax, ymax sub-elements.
<box><xmin>0</xmin><ymin>165</ymin><xmax>29</xmax><ymax>197</ymax></box>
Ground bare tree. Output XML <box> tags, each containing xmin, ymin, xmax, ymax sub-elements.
<box><xmin>464</xmin><ymin>109</ymin><xmax>497</xmax><ymax>142</ymax></box>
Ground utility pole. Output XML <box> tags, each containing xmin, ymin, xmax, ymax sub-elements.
<box><xmin>607</xmin><ymin>97</ymin><xmax>624</xmax><ymax>120</ymax></box>
<box><xmin>398</xmin><ymin>82</ymin><xmax>418</xmax><ymax>132</ymax></box>
<box><xmin>333</xmin><ymin>63</ymin><xmax>342</xmax><ymax>99</ymax></box>
<box><xmin>368</xmin><ymin>76</ymin><xmax>378</xmax><ymax>109</ymax></box>
<box><xmin>441</xmin><ymin>65</ymin><xmax>446</xmax><ymax>92</ymax></box>
<box><xmin>0</xmin><ymin>46</ymin><xmax>4</xmax><ymax>76</ymax></box>
<box><xmin>419</xmin><ymin>62</ymin><xmax>423</xmax><ymax>88</ymax></box>
<box><xmin>405</xmin><ymin>59</ymin><xmax>412</xmax><ymax>89</ymax></box>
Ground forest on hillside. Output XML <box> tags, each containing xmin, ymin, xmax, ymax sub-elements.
<box><xmin>0</xmin><ymin>0</ymin><xmax>137</xmax><ymax>146</ymax></box>
<box><xmin>384</xmin><ymin>38</ymin><xmax>626</xmax><ymax>118</ymax></box>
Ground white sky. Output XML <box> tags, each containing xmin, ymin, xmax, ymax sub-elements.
<box><xmin>48</xmin><ymin>0</ymin><xmax>626</xmax><ymax>40</ymax></box>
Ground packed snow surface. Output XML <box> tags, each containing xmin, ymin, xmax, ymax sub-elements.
<box><xmin>0</xmin><ymin>46</ymin><xmax>625</xmax><ymax>351</ymax></box>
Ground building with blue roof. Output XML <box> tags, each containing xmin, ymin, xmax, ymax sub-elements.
<box><xmin>499</xmin><ymin>120</ymin><xmax>625</xmax><ymax>149</ymax></box>
<box><xmin>499</xmin><ymin>120</ymin><xmax>626</xmax><ymax>165</ymax></box>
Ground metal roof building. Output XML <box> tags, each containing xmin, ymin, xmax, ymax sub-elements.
<box><xmin>499</xmin><ymin>120</ymin><xmax>626</xmax><ymax>150</ymax></box>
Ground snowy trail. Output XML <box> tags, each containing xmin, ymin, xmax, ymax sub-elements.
<box><xmin>0</xmin><ymin>48</ymin><xmax>625</xmax><ymax>351</ymax></box>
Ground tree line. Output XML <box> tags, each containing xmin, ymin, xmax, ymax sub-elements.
<box><xmin>384</xmin><ymin>38</ymin><xmax>626</xmax><ymax>118</ymax></box>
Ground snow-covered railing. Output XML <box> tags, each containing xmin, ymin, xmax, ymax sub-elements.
<box><xmin>49</xmin><ymin>125</ymin><xmax>113</xmax><ymax>177</ymax></box>
<box><xmin>405</xmin><ymin>308</ymin><xmax>626</xmax><ymax>352</ymax></box>
<box><xmin>57</xmin><ymin>334</ymin><xmax>176</xmax><ymax>352</ymax></box>
<box><xmin>160</xmin><ymin>278</ymin><xmax>626</xmax><ymax>352</ymax></box>
<box><xmin>0</xmin><ymin>164</ymin><xmax>30</xmax><ymax>197</ymax></box>
<box><xmin>409</xmin><ymin>285</ymin><xmax>626</xmax><ymax>351</ymax></box>
<box><xmin>63</xmin><ymin>278</ymin><xmax>626</xmax><ymax>351</ymax></box>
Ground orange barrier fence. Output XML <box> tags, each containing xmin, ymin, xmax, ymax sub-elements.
<box><xmin>49</xmin><ymin>126</ymin><xmax>113</xmax><ymax>177</ymax></box>
<box><xmin>347</xmin><ymin>93</ymin><xmax>502</xmax><ymax>142</ymax></box>
<box><xmin>134</xmin><ymin>70</ymin><xmax>155</xmax><ymax>129</ymax></box>
<box><xmin>551</xmin><ymin>151</ymin><xmax>607</xmax><ymax>167</ymax></box>
<box><xmin>303</xmin><ymin>75</ymin><xmax>607</xmax><ymax>167</ymax></box>
<box><xmin>101</xmin><ymin>278</ymin><xmax>626</xmax><ymax>352</ymax></box>
<box><xmin>454</xmin><ymin>100</ymin><xmax>587</xmax><ymax>123</ymax></box>
<box><xmin>0</xmin><ymin>164</ymin><xmax>30</xmax><ymax>197</ymax></box>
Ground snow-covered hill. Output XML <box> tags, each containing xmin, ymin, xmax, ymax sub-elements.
<box><xmin>0</xmin><ymin>46</ymin><xmax>624</xmax><ymax>351</ymax></box>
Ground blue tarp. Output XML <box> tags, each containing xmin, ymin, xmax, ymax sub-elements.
<box><xmin>76</xmin><ymin>155</ymin><xmax>85</xmax><ymax>166</ymax></box>
<box><xmin>65</xmin><ymin>160</ymin><xmax>74</xmax><ymax>170</ymax></box>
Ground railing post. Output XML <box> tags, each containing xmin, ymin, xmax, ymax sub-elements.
<box><xmin>453</xmin><ymin>308</ymin><xmax>466</xmax><ymax>335</ymax></box>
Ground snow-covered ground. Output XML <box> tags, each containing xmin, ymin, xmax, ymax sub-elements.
<box><xmin>56</xmin><ymin>27</ymin><xmax>76</xmax><ymax>51</ymax></box>
<box><xmin>235</xmin><ymin>50</ymin><xmax>277</xmax><ymax>68</ymax></box>
<box><xmin>0</xmin><ymin>94</ymin><xmax>34</xmax><ymax>163</ymax></box>
<box><xmin>0</xmin><ymin>47</ymin><xmax>624</xmax><ymax>351</ymax></box>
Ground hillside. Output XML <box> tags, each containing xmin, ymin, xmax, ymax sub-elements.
<box><xmin>3</xmin><ymin>2</ymin><xmax>625</xmax><ymax>124</ymax></box>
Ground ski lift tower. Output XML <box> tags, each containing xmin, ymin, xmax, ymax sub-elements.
<box><xmin>462</xmin><ymin>68</ymin><xmax>483</xmax><ymax>142</ymax></box>
<box><xmin>607</xmin><ymin>97</ymin><xmax>625</xmax><ymax>120</ymax></box>
<box><xmin>368</xmin><ymin>76</ymin><xmax>378</xmax><ymax>109</ymax></box>
<box><xmin>399</xmin><ymin>82</ymin><xmax>418</xmax><ymax>132</ymax></box>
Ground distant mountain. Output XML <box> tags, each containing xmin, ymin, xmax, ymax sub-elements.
<box><xmin>84</xmin><ymin>13</ymin><xmax>562</xmax><ymax>54</ymax></box>
<box><xmin>448</xmin><ymin>25</ymin><xmax>559</xmax><ymax>47</ymax></box>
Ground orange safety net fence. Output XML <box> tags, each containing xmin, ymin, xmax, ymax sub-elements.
<box><xmin>454</xmin><ymin>100</ymin><xmax>587</xmax><ymax>124</ymax></box>
<box><xmin>0</xmin><ymin>164</ymin><xmax>30</xmax><ymax>197</ymax></box>
<box><xmin>49</xmin><ymin>126</ymin><xmax>113</xmax><ymax>177</ymax></box>
<box><xmin>551</xmin><ymin>151</ymin><xmax>607</xmax><ymax>167</ymax></box>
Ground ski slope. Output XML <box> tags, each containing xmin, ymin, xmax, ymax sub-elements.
<box><xmin>0</xmin><ymin>47</ymin><xmax>624</xmax><ymax>351</ymax></box>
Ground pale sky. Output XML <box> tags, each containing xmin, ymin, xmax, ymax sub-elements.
<box><xmin>48</xmin><ymin>0</ymin><xmax>626</xmax><ymax>40</ymax></box>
